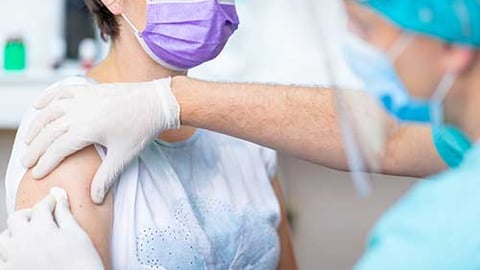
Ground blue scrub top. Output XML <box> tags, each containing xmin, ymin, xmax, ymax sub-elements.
<box><xmin>432</xmin><ymin>125</ymin><xmax>472</xmax><ymax>167</ymax></box>
<box><xmin>355</xmin><ymin>141</ymin><xmax>480</xmax><ymax>270</ymax></box>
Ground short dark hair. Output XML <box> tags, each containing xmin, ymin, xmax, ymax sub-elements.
<box><xmin>84</xmin><ymin>0</ymin><xmax>120</xmax><ymax>40</ymax></box>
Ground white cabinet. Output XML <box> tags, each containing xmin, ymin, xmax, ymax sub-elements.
<box><xmin>0</xmin><ymin>72</ymin><xmax>72</xmax><ymax>129</ymax></box>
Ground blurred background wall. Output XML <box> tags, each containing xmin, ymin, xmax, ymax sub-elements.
<box><xmin>0</xmin><ymin>0</ymin><xmax>417</xmax><ymax>269</ymax></box>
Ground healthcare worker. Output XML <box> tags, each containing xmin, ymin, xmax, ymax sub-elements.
<box><xmin>21</xmin><ymin>0</ymin><xmax>464</xmax><ymax>204</ymax></box>
<box><xmin>5</xmin><ymin>0</ymin><xmax>480</xmax><ymax>269</ymax></box>
<box><xmin>344</xmin><ymin>0</ymin><xmax>480</xmax><ymax>268</ymax></box>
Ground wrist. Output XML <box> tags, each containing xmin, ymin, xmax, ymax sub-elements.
<box><xmin>152</xmin><ymin>78</ymin><xmax>181</xmax><ymax>130</ymax></box>
<box><xmin>171</xmin><ymin>76</ymin><xmax>197</xmax><ymax>126</ymax></box>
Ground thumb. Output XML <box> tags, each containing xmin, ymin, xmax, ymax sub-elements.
<box><xmin>50</xmin><ymin>188</ymin><xmax>81</xmax><ymax>230</ymax></box>
<box><xmin>90</xmin><ymin>148</ymin><xmax>127</xmax><ymax>205</ymax></box>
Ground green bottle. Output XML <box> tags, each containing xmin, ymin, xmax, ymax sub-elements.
<box><xmin>4</xmin><ymin>36</ymin><xmax>26</xmax><ymax>71</ymax></box>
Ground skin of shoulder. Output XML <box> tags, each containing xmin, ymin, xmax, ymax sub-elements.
<box><xmin>15</xmin><ymin>146</ymin><xmax>113</xmax><ymax>270</ymax></box>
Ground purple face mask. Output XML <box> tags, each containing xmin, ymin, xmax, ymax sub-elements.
<box><xmin>121</xmin><ymin>0</ymin><xmax>239</xmax><ymax>71</ymax></box>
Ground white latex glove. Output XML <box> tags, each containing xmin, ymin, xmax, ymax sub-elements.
<box><xmin>22</xmin><ymin>78</ymin><xmax>180</xmax><ymax>204</ymax></box>
<box><xmin>0</xmin><ymin>230</ymin><xmax>9</xmax><ymax>268</ymax></box>
<box><xmin>0</xmin><ymin>188</ymin><xmax>104</xmax><ymax>270</ymax></box>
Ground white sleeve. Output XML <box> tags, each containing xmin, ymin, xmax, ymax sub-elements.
<box><xmin>4</xmin><ymin>108</ymin><xmax>36</xmax><ymax>214</ymax></box>
<box><xmin>4</xmin><ymin>77</ymin><xmax>92</xmax><ymax>214</ymax></box>
<box><xmin>259</xmin><ymin>147</ymin><xmax>278</xmax><ymax>181</ymax></box>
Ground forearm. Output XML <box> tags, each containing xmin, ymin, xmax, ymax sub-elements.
<box><xmin>381</xmin><ymin>125</ymin><xmax>447</xmax><ymax>177</ymax></box>
<box><xmin>172</xmin><ymin>76</ymin><xmax>446</xmax><ymax>177</ymax></box>
<box><xmin>173</xmin><ymin>76</ymin><xmax>348</xmax><ymax>170</ymax></box>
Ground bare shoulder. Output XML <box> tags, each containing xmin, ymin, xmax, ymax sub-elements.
<box><xmin>16</xmin><ymin>146</ymin><xmax>103</xmax><ymax>210</ymax></box>
<box><xmin>15</xmin><ymin>145</ymin><xmax>113</xmax><ymax>269</ymax></box>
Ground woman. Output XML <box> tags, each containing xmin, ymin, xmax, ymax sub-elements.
<box><xmin>5</xmin><ymin>0</ymin><xmax>297</xmax><ymax>269</ymax></box>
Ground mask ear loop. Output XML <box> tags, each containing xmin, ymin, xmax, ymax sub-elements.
<box><xmin>121</xmin><ymin>13</ymin><xmax>142</xmax><ymax>36</ymax></box>
<box><xmin>430</xmin><ymin>72</ymin><xmax>457</xmax><ymax>126</ymax></box>
<box><xmin>432</xmin><ymin>73</ymin><xmax>456</xmax><ymax>102</ymax></box>
<box><xmin>387</xmin><ymin>33</ymin><xmax>415</xmax><ymax>62</ymax></box>
<box><xmin>120</xmin><ymin>12</ymin><xmax>185</xmax><ymax>71</ymax></box>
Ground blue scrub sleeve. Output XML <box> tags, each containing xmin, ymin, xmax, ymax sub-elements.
<box><xmin>432</xmin><ymin>125</ymin><xmax>471</xmax><ymax>168</ymax></box>
<box><xmin>354</xmin><ymin>145</ymin><xmax>480</xmax><ymax>270</ymax></box>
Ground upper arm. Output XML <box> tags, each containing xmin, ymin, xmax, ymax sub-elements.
<box><xmin>382</xmin><ymin>125</ymin><xmax>447</xmax><ymax>178</ymax></box>
<box><xmin>15</xmin><ymin>146</ymin><xmax>113</xmax><ymax>270</ymax></box>
<box><xmin>272</xmin><ymin>177</ymin><xmax>298</xmax><ymax>270</ymax></box>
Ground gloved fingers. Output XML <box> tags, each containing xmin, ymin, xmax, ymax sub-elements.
<box><xmin>32</xmin><ymin>84</ymin><xmax>75</xmax><ymax>110</ymax></box>
<box><xmin>0</xmin><ymin>252</ymin><xmax>6</xmax><ymax>267</ymax></box>
<box><xmin>7</xmin><ymin>209</ymin><xmax>32</xmax><ymax>236</ymax></box>
<box><xmin>24</xmin><ymin>104</ymin><xmax>66</xmax><ymax>145</ymax></box>
<box><xmin>50</xmin><ymin>188</ymin><xmax>80</xmax><ymax>230</ymax></box>
<box><xmin>0</xmin><ymin>230</ymin><xmax>10</xmax><ymax>263</ymax></box>
<box><xmin>30</xmin><ymin>193</ymin><xmax>58</xmax><ymax>230</ymax></box>
<box><xmin>0</xmin><ymin>230</ymin><xmax>10</xmax><ymax>244</ymax></box>
<box><xmin>32</xmin><ymin>133</ymin><xmax>88</xmax><ymax>180</ymax></box>
<box><xmin>90</xmin><ymin>148</ymin><xmax>128</xmax><ymax>204</ymax></box>
<box><xmin>0</xmin><ymin>251</ymin><xmax>6</xmax><ymax>266</ymax></box>
<box><xmin>22</xmin><ymin>117</ymin><xmax>69</xmax><ymax>172</ymax></box>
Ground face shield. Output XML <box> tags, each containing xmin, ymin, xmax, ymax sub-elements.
<box><xmin>332</xmin><ymin>83</ymin><xmax>395</xmax><ymax>196</ymax></box>
<box><xmin>307</xmin><ymin>0</ymin><xmax>463</xmax><ymax>196</ymax></box>
<box><xmin>305</xmin><ymin>0</ymin><xmax>407</xmax><ymax>196</ymax></box>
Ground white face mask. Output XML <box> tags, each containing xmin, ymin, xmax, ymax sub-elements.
<box><xmin>344</xmin><ymin>33</ymin><xmax>457</xmax><ymax>125</ymax></box>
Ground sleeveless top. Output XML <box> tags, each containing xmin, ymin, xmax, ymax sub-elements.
<box><xmin>5</xmin><ymin>77</ymin><xmax>281</xmax><ymax>270</ymax></box>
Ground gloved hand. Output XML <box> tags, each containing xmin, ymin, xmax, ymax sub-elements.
<box><xmin>0</xmin><ymin>188</ymin><xmax>104</xmax><ymax>270</ymax></box>
<box><xmin>0</xmin><ymin>230</ymin><xmax>9</xmax><ymax>268</ymax></box>
<box><xmin>22</xmin><ymin>78</ymin><xmax>180</xmax><ymax>204</ymax></box>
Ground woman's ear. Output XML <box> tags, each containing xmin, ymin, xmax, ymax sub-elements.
<box><xmin>101</xmin><ymin>0</ymin><xmax>124</xmax><ymax>15</ymax></box>
<box><xmin>443</xmin><ymin>45</ymin><xmax>476</xmax><ymax>74</ymax></box>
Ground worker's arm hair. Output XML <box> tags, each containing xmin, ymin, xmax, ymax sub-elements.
<box><xmin>173</xmin><ymin>76</ymin><xmax>445</xmax><ymax>178</ymax></box>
